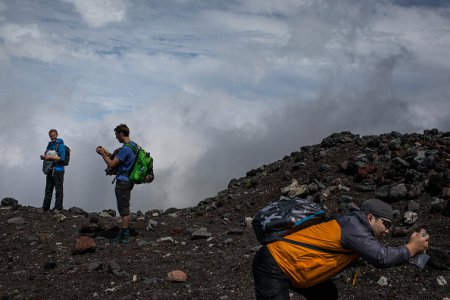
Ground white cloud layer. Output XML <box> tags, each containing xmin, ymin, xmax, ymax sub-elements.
<box><xmin>64</xmin><ymin>0</ymin><xmax>127</xmax><ymax>28</ymax></box>
<box><xmin>0</xmin><ymin>0</ymin><xmax>449</xmax><ymax>212</ymax></box>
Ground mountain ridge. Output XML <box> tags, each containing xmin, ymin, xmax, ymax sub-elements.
<box><xmin>1</xmin><ymin>129</ymin><xmax>449</xmax><ymax>299</ymax></box>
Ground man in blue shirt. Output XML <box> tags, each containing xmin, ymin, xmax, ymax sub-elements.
<box><xmin>96</xmin><ymin>124</ymin><xmax>137</xmax><ymax>244</ymax></box>
<box><xmin>40</xmin><ymin>129</ymin><xmax>66</xmax><ymax>212</ymax></box>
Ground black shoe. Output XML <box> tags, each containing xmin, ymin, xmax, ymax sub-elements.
<box><xmin>112</xmin><ymin>229</ymin><xmax>130</xmax><ymax>244</ymax></box>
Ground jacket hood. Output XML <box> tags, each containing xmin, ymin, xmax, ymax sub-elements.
<box><xmin>350</xmin><ymin>210</ymin><xmax>373</xmax><ymax>234</ymax></box>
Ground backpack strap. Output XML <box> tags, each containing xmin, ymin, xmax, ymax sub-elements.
<box><xmin>124</xmin><ymin>142</ymin><xmax>138</xmax><ymax>154</ymax></box>
<box><xmin>276</xmin><ymin>237</ymin><xmax>354</xmax><ymax>255</ymax></box>
<box><xmin>55</xmin><ymin>142</ymin><xmax>64</xmax><ymax>166</ymax></box>
<box><xmin>117</xmin><ymin>142</ymin><xmax>139</xmax><ymax>177</ymax></box>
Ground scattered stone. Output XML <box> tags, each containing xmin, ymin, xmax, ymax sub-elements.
<box><xmin>191</xmin><ymin>228</ymin><xmax>212</xmax><ymax>240</ymax></box>
<box><xmin>102</xmin><ymin>209</ymin><xmax>116</xmax><ymax>217</ymax></box>
<box><xmin>407</xmin><ymin>200</ymin><xmax>420</xmax><ymax>212</ymax></box>
<box><xmin>223</xmin><ymin>238</ymin><xmax>233</xmax><ymax>246</ymax></box>
<box><xmin>281</xmin><ymin>180</ymin><xmax>308</xmax><ymax>197</ymax></box>
<box><xmin>147</xmin><ymin>220</ymin><xmax>158</xmax><ymax>231</ymax></box>
<box><xmin>164</xmin><ymin>207</ymin><xmax>179</xmax><ymax>215</ymax></box>
<box><xmin>244</xmin><ymin>217</ymin><xmax>253</xmax><ymax>228</ymax></box>
<box><xmin>53</xmin><ymin>213</ymin><xmax>66</xmax><ymax>222</ymax></box>
<box><xmin>99</xmin><ymin>211</ymin><xmax>113</xmax><ymax>218</ymax></box>
<box><xmin>375</xmin><ymin>185</ymin><xmax>390</xmax><ymax>199</ymax></box>
<box><xmin>1</xmin><ymin>197</ymin><xmax>19</xmax><ymax>207</ymax></box>
<box><xmin>436</xmin><ymin>276</ymin><xmax>447</xmax><ymax>286</ymax></box>
<box><xmin>442</xmin><ymin>187</ymin><xmax>450</xmax><ymax>198</ymax></box>
<box><xmin>167</xmin><ymin>270</ymin><xmax>187</xmax><ymax>282</ymax></box>
<box><xmin>157</xmin><ymin>237</ymin><xmax>176</xmax><ymax>243</ymax></box>
<box><xmin>319</xmin><ymin>164</ymin><xmax>331</xmax><ymax>172</ymax></box>
<box><xmin>392</xmin><ymin>157</ymin><xmax>409</xmax><ymax>168</ymax></box>
<box><xmin>354</xmin><ymin>182</ymin><xmax>377</xmax><ymax>192</ymax></box>
<box><xmin>6</xmin><ymin>217</ymin><xmax>25</xmax><ymax>224</ymax></box>
<box><xmin>338</xmin><ymin>184</ymin><xmax>350</xmax><ymax>192</ymax></box>
<box><xmin>68</xmin><ymin>207</ymin><xmax>88</xmax><ymax>217</ymax></box>
<box><xmin>430</xmin><ymin>198</ymin><xmax>447</xmax><ymax>214</ymax></box>
<box><xmin>73</xmin><ymin>236</ymin><xmax>96</xmax><ymax>254</ymax></box>
<box><xmin>108</xmin><ymin>261</ymin><xmax>121</xmax><ymax>273</ymax></box>
<box><xmin>377</xmin><ymin>276</ymin><xmax>388</xmax><ymax>286</ymax></box>
<box><xmin>389</xmin><ymin>184</ymin><xmax>408</xmax><ymax>200</ymax></box>
<box><xmin>403</xmin><ymin>211</ymin><xmax>418</xmax><ymax>225</ymax></box>
<box><xmin>88</xmin><ymin>261</ymin><xmax>102</xmax><ymax>272</ymax></box>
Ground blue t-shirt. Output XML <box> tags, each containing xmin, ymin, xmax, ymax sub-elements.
<box><xmin>115</xmin><ymin>142</ymin><xmax>137</xmax><ymax>181</ymax></box>
<box><xmin>46</xmin><ymin>138</ymin><xmax>66</xmax><ymax>172</ymax></box>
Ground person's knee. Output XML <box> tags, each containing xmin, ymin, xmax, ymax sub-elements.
<box><xmin>116</xmin><ymin>198</ymin><xmax>130</xmax><ymax>216</ymax></box>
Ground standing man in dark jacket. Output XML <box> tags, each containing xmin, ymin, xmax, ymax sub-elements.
<box><xmin>252</xmin><ymin>198</ymin><xmax>430</xmax><ymax>300</ymax></box>
<box><xmin>40</xmin><ymin>129</ymin><xmax>66</xmax><ymax>212</ymax></box>
<box><xmin>96</xmin><ymin>124</ymin><xmax>137</xmax><ymax>244</ymax></box>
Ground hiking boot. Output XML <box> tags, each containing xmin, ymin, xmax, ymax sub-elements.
<box><xmin>112</xmin><ymin>229</ymin><xmax>129</xmax><ymax>244</ymax></box>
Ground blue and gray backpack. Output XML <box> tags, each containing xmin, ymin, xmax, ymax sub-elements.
<box><xmin>252</xmin><ymin>196</ymin><xmax>326</xmax><ymax>244</ymax></box>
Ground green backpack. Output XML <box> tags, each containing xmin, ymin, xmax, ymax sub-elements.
<box><xmin>125</xmin><ymin>143</ymin><xmax>154</xmax><ymax>184</ymax></box>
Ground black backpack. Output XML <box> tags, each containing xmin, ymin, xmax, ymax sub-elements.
<box><xmin>56</xmin><ymin>143</ymin><xmax>70</xmax><ymax>166</ymax></box>
<box><xmin>252</xmin><ymin>196</ymin><xmax>326</xmax><ymax>244</ymax></box>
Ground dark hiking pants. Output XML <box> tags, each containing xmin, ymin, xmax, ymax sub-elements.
<box><xmin>252</xmin><ymin>245</ymin><xmax>338</xmax><ymax>300</ymax></box>
<box><xmin>42</xmin><ymin>171</ymin><xmax>64</xmax><ymax>210</ymax></box>
<box><xmin>115</xmin><ymin>180</ymin><xmax>134</xmax><ymax>217</ymax></box>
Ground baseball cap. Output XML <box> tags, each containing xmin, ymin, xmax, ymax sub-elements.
<box><xmin>361</xmin><ymin>198</ymin><xmax>394</xmax><ymax>221</ymax></box>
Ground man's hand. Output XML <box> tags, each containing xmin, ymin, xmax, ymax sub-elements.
<box><xmin>96</xmin><ymin>146</ymin><xmax>109</xmax><ymax>155</ymax></box>
<box><xmin>97</xmin><ymin>146</ymin><xmax>119</xmax><ymax>168</ymax></box>
<box><xmin>405</xmin><ymin>229</ymin><xmax>429</xmax><ymax>257</ymax></box>
<box><xmin>41</xmin><ymin>155</ymin><xmax>60</xmax><ymax>161</ymax></box>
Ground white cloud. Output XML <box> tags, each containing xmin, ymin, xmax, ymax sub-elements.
<box><xmin>0</xmin><ymin>23</ymin><xmax>65</xmax><ymax>62</ymax></box>
<box><xmin>1</xmin><ymin>0</ymin><xmax>450</xmax><ymax>212</ymax></box>
<box><xmin>0</xmin><ymin>1</ymin><xmax>6</xmax><ymax>13</ymax></box>
<box><xmin>64</xmin><ymin>0</ymin><xmax>128</xmax><ymax>28</ymax></box>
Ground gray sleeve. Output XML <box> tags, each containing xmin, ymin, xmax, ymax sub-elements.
<box><xmin>339</xmin><ymin>216</ymin><xmax>410</xmax><ymax>268</ymax></box>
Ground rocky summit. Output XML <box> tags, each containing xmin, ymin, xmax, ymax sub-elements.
<box><xmin>1</xmin><ymin>130</ymin><xmax>449</xmax><ymax>299</ymax></box>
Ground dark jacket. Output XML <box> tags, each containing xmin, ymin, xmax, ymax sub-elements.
<box><xmin>337</xmin><ymin>210</ymin><xmax>410</xmax><ymax>268</ymax></box>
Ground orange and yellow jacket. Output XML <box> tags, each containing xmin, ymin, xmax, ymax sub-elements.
<box><xmin>267</xmin><ymin>211</ymin><xmax>410</xmax><ymax>288</ymax></box>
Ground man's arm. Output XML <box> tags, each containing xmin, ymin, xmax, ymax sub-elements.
<box><xmin>40</xmin><ymin>143</ymin><xmax>65</xmax><ymax>162</ymax></box>
<box><xmin>96</xmin><ymin>146</ymin><xmax>121</xmax><ymax>168</ymax></box>
<box><xmin>40</xmin><ymin>154</ymin><xmax>61</xmax><ymax>162</ymax></box>
<box><xmin>339</xmin><ymin>214</ymin><xmax>410</xmax><ymax>268</ymax></box>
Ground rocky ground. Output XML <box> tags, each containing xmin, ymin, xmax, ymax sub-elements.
<box><xmin>1</xmin><ymin>130</ymin><xmax>450</xmax><ymax>300</ymax></box>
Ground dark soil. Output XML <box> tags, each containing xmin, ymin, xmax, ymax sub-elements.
<box><xmin>1</xmin><ymin>130</ymin><xmax>449</xmax><ymax>299</ymax></box>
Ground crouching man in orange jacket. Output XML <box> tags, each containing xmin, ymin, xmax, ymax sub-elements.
<box><xmin>252</xmin><ymin>198</ymin><xmax>430</xmax><ymax>300</ymax></box>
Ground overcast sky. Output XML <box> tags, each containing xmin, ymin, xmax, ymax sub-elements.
<box><xmin>1</xmin><ymin>0</ymin><xmax>449</xmax><ymax>213</ymax></box>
